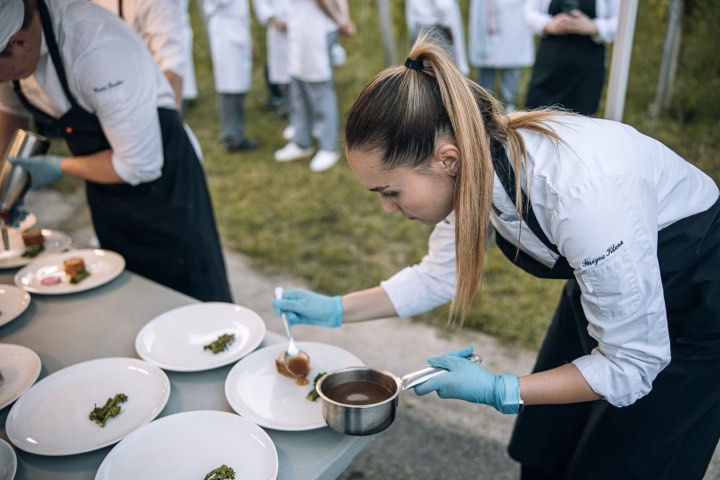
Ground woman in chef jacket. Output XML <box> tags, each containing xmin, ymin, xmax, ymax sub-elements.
<box><xmin>203</xmin><ymin>0</ymin><xmax>257</xmax><ymax>151</ymax></box>
<box><xmin>0</xmin><ymin>0</ymin><xmax>232</xmax><ymax>303</ymax></box>
<box><xmin>274</xmin><ymin>36</ymin><xmax>720</xmax><ymax>479</ymax></box>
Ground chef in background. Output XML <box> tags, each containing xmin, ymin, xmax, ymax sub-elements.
<box><xmin>0</xmin><ymin>0</ymin><xmax>233</xmax><ymax>302</ymax></box>
<box><xmin>203</xmin><ymin>0</ymin><xmax>258</xmax><ymax>152</ymax></box>
<box><xmin>89</xmin><ymin>0</ymin><xmax>186</xmax><ymax>110</ymax></box>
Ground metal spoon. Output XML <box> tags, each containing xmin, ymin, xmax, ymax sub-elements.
<box><xmin>274</xmin><ymin>287</ymin><xmax>310</xmax><ymax>378</ymax></box>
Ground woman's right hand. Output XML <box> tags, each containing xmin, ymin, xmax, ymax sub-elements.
<box><xmin>272</xmin><ymin>289</ymin><xmax>343</xmax><ymax>328</ymax></box>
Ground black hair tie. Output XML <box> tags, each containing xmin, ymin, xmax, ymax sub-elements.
<box><xmin>404</xmin><ymin>57</ymin><xmax>424</xmax><ymax>70</ymax></box>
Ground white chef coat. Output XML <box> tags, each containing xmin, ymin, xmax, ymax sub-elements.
<box><xmin>523</xmin><ymin>0</ymin><xmax>620</xmax><ymax>44</ymax></box>
<box><xmin>381</xmin><ymin>115</ymin><xmax>719</xmax><ymax>407</ymax></box>
<box><xmin>405</xmin><ymin>0</ymin><xmax>470</xmax><ymax>75</ymax></box>
<box><xmin>90</xmin><ymin>0</ymin><xmax>186</xmax><ymax>79</ymax></box>
<box><xmin>286</xmin><ymin>0</ymin><xmax>338</xmax><ymax>83</ymax></box>
<box><xmin>178</xmin><ymin>0</ymin><xmax>198</xmax><ymax>99</ymax></box>
<box><xmin>253</xmin><ymin>0</ymin><xmax>290</xmax><ymax>85</ymax></box>
<box><xmin>468</xmin><ymin>0</ymin><xmax>534</xmax><ymax>68</ymax></box>
<box><xmin>0</xmin><ymin>0</ymin><xmax>175</xmax><ymax>185</ymax></box>
<box><xmin>203</xmin><ymin>0</ymin><xmax>253</xmax><ymax>93</ymax></box>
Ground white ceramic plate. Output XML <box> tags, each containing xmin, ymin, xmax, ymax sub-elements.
<box><xmin>0</xmin><ymin>344</ymin><xmax>41</xmax><ymax>411</ymax></box>
<box><xmin>0</xmin><ymin>284</ymin><xmax>31</xmax><ymax>327</ymax></box>
<box><xmin>6</xmin><ymin>357</ymin><xmax>170</xmax><ymax>456</ymax></box>
<box><xmin>95</xmin><ymin>410</ymin><xmax>278</xmax><ymax>480</ymax></box>
<box><xmin>0</xmin><ymin>438</ymin><xmax>16</xmax><ymax>480</ymax></box>
<box><xmin>135</xmin><ymin>302</ymin><xmax>266</xmax><ymax>372</ymax></box>
<box><xmin>14</xmin><ymin>249</ymin><xmax>125</xmax><ymax>295</ymax></box>
<box><xmin>225</xmin><ymin>342</ymin><xmax>364</xmax><ymax>431</ymax></box>
<box><xmin>0</xmin><ymin>228</ymin><xmax>72</xmax><ymax>269</ymax></box>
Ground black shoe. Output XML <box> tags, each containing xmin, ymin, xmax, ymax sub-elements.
<box><xmin>225</xmin><ymin>138</ymin><xmax>258</xmax><ymax>152</ymax></box>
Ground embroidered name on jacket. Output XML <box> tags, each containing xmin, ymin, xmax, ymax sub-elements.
<box><xmin>93</xmin><ymin>80</ymin><xmax>124</xmax><ymax>93</ymax></box>
<box><xmin>581</xmin><ymin>240</ymin><xmax>625</xmax><ymax>268</ymax></box>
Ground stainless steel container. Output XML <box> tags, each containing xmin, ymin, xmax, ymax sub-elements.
<box><xmin>0</xmin><ymin>129</ymin><xmax>50</xmax><ymax>220</ymax></box>
<box><xmin>316</xmin><ymin>354</ymin><xmax>482</xmax><ymax>436</ymax></box>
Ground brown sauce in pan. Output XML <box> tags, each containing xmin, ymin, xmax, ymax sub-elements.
<box><xmin>326</xmin><ymin>380</ymin><xmax>394</xmax><ymax>405</ymax></box>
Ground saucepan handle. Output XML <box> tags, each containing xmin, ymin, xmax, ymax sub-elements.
<box><xmin>400</xmin><ymin>353</ymin><xmax>482</xmax><ymax>391</ymax></box>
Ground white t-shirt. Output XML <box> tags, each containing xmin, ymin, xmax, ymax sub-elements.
<box><xmin>0</xmin><ymin>0</ymin><xmax>176</xmax><ymax>185</ymax></box>
<box><xmin>381</xmin><ymin>115</ymin><xmax>719</xmax><ymax>408</ymax></box>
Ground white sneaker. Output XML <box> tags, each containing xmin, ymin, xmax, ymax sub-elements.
<box><xmin>309</xmin><ymin>150</ymin><xmax>339</xmax><ymax>172</ymax></box>
<box><xmin>282</xmin><ymin>125</ymin><xmax>294</xmax><ymax>141</ymax></box>
<box><xmin>275</xmin><ymin>142</ymin><xmax>314</xmax><ymax>162</ymax></box>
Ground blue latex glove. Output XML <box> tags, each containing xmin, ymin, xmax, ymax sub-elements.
<box><xmin>272</xmin><ymin>289</ymin><xmax>343</xmax><ymax>327</ymax></box>
<box><xmin>414</xmin><ymin>346</ymin><xmax>522</xmax><ymax>414</ymax></box>
<box><xmin>8</xmin><ymin>155</ymin><xmax>64</xmax><ymax>190</ymax></box>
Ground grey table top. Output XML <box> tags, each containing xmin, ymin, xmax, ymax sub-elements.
<box><xmin>0</xmin><ymin>267</ymin><xmax>372</xmax><ymax>479</ymax></box>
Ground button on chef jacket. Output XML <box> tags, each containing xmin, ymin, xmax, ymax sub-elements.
<box><xmin>381</xmin><ymin>115</ymin><xmax>719</xmax><ymax>408</ymax></box>
<box><xmin>0</xmin><ymin>0</ymin><xmax>176</xmax><ymax>186</ymax></box>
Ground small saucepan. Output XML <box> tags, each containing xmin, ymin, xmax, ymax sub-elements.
<box><xmin>316</xmin><ymin>354</ymin><xmax>481</xmax><ymax>436</ymax></box>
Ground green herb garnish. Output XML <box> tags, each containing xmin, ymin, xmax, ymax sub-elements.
<box><xmin>70</xmin><ymin>269</ymin><xmax>91</xmax><ymax>284</ymax></box>
<box><xmin>89</xmin><ymin>393</ymin><xmax>128</xmax><ymax>427</ymax></box>
<box><xmin>204</xmin><ymin>464</ymin><xmax>235</xmax><ymax>480</ymax></box>
<box><xmin>203</xmin><ymin>333</ymin><xmax>235</xmax><ymax>354</ymax></box>
<box><xmin>22</xmin><ymin>244</ymin><xmax>45</xmax><ymax>258</ymax></box>
<box><xmin>305</xmin><ymin>372</ymin><xmax>326</xmax><ymax>402</ymax></box>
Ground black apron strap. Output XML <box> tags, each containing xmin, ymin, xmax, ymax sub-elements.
<box><xmin>491</xmin><ymin>141</ymin><xmax>573</xmax><ymax>278</ymax></box>
<box><xmin>118</xmin><ymin>0</ymin><xmax>124</xmax><ymax>19</ymax></box>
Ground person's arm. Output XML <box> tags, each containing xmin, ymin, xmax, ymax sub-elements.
<box><xmin>60</xmin><ymin>149</ymin><xmax>124</xmax><ymax>184</ymax></box>
<box><xmin>315</xmin><ymin>0</ymin><xmax>355</xmax><ymax>38</ymax></box>
<box><xmin>520</xmin><ymin>363</ymin><xmax>601</xmax><ymax>404</ymax></box>
<box><xmin>163</xmin><ymin>70</ymin><xmax>183</xmax><ymax>109</ymax></box>
<box><xmin>341</xmin><ymin>286</ymin><xmax>398</xmax><ymax>323</ymax></box>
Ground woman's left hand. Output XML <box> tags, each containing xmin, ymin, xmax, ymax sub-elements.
<box><xmin>414</xmin><ymin>346</ymin><xmax>522</xmax><ymax>414</ymax></box>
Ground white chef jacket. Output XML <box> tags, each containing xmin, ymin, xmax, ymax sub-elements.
<box><xmin>381</xmin><ymin>115</ymin><xmax>719</xmax><ymax>407</ymax></box>
<box><xmin>468</xmin><ymin>0</ymin><xmax>534</xmax><ymax>68</ymax></box>
<box><xmin>405</xmin><ymin>0</ymin><xmax>470</xmax><ymax>75</ymax></box>
<box><xmin>523</xmin><ymin>0</ymin><xmax>620</xmax><ymax>44</ymax></box>
<box><xmin>90</xmin><ymin>0</ymin><xmax>186</xmax><ymax>79</ymax></box>
<box><xmin>203</xmin><ymin>0</ymin><xmax>253</xmax><ymax>93</ymax></box>
<box><xmin>253</xmin><ymin>0</ymin><xmax>290</xmax><ymax>85</ymax></box>
<box><xmin>178</xmin><ymin>0</ymin><xmax>198</xmax><ymax>99</ymax></box>
<box><xmin>286</xmin><ymin>0</ymin><xmax>338</xmax><ymax>83</ymax></box>
<box><xmin>0</xmin><ymin>0</ymin><xmax>175</xmax><ymax>185</ymax></box>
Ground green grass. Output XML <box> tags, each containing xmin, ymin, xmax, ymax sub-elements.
<box><xmin>51</xmin><ymin>0</ymin><xmax>719</xmax><ymax>350</ymax></box>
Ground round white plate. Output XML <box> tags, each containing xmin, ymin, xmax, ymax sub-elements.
<box><xmin>0</xmin><ymin>438</ymin><xmax>16</xmax><ymax>480</ymax></box>
<box><xmin>0</xmin><ymin>284</ymin><xmax>31</xmax><ymax>328</ymax></box>
<box><xmin>0</xmin><ymin>228</ymin><xmax>72</xmax><ymax>269</ymax></box>
<box><xmin>95</xmin><ymin>410</ymin><xmax>278</xmax><ymax>480</ymax></box>
<box><xmin>0</xmin><ymin>343</ymin><xmax>42</xmax><ymax>411</ymax></box>
<box><xmin>225</xmin><ymin>342</ymin><xmax>364</xmax><ymax>431</ymax></box>
<box><xmin>14</xmin><ymin>249</ymin><xmax>125</xmax><ymax>295</ymax></box>
<box><xmin>6</xmin><ymin>357</ymin><xmax>170</xmax><ymax>456</ymax></box>
<box><xmin>135</xmin><ymin>302</ymin><xmax>267</xmax><ymax>372</ymax></box>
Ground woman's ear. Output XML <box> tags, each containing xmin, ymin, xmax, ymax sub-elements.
<box><xmin>434</xmin><ymin>142</ymin><xmax>460</xmax><ymax>176</ymax></box>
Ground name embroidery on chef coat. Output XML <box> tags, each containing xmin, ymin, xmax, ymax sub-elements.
<box><xmin>581</xmin><ymin>240</ymin><xmax>625</xmax><ymax>268</ymax></box>
<box><xmin>93</xmin><ymin>80</ymin><xmax>124</xmax><ymax>93</ymax></box>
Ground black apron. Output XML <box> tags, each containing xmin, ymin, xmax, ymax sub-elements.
<box><xmin>524</xmin><ymin>0</ymin><xmax>606</xmax><ymax>116</ymax></box>
<box><xmin>13</xmin><ymin>0</ymin><xmax>232</xmax><ymax>302</ymax></box>
<box><xmin>491</xmin><ymin>144</ymin><xmax>720</xmax><ymax>479</ymax></box>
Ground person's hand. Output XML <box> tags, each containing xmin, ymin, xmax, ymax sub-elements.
<box><xmin>8</xmin><ymin>155</ymin><xmax>64</xmax><ymax>190</ymax></box>
<box><xmin>564</xmin><ymin>10</ymin><xmax>598</xmax><ymax>36</ymax></box>
<box><xmin>414</xmin><ymin>346</ymin><xmax>522</xmax><ymax>414</ymax></box>
<box><xmin>272</xmin><ymin>289</ymin><xmax>343</xmax><ymax>328</ymax></box>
